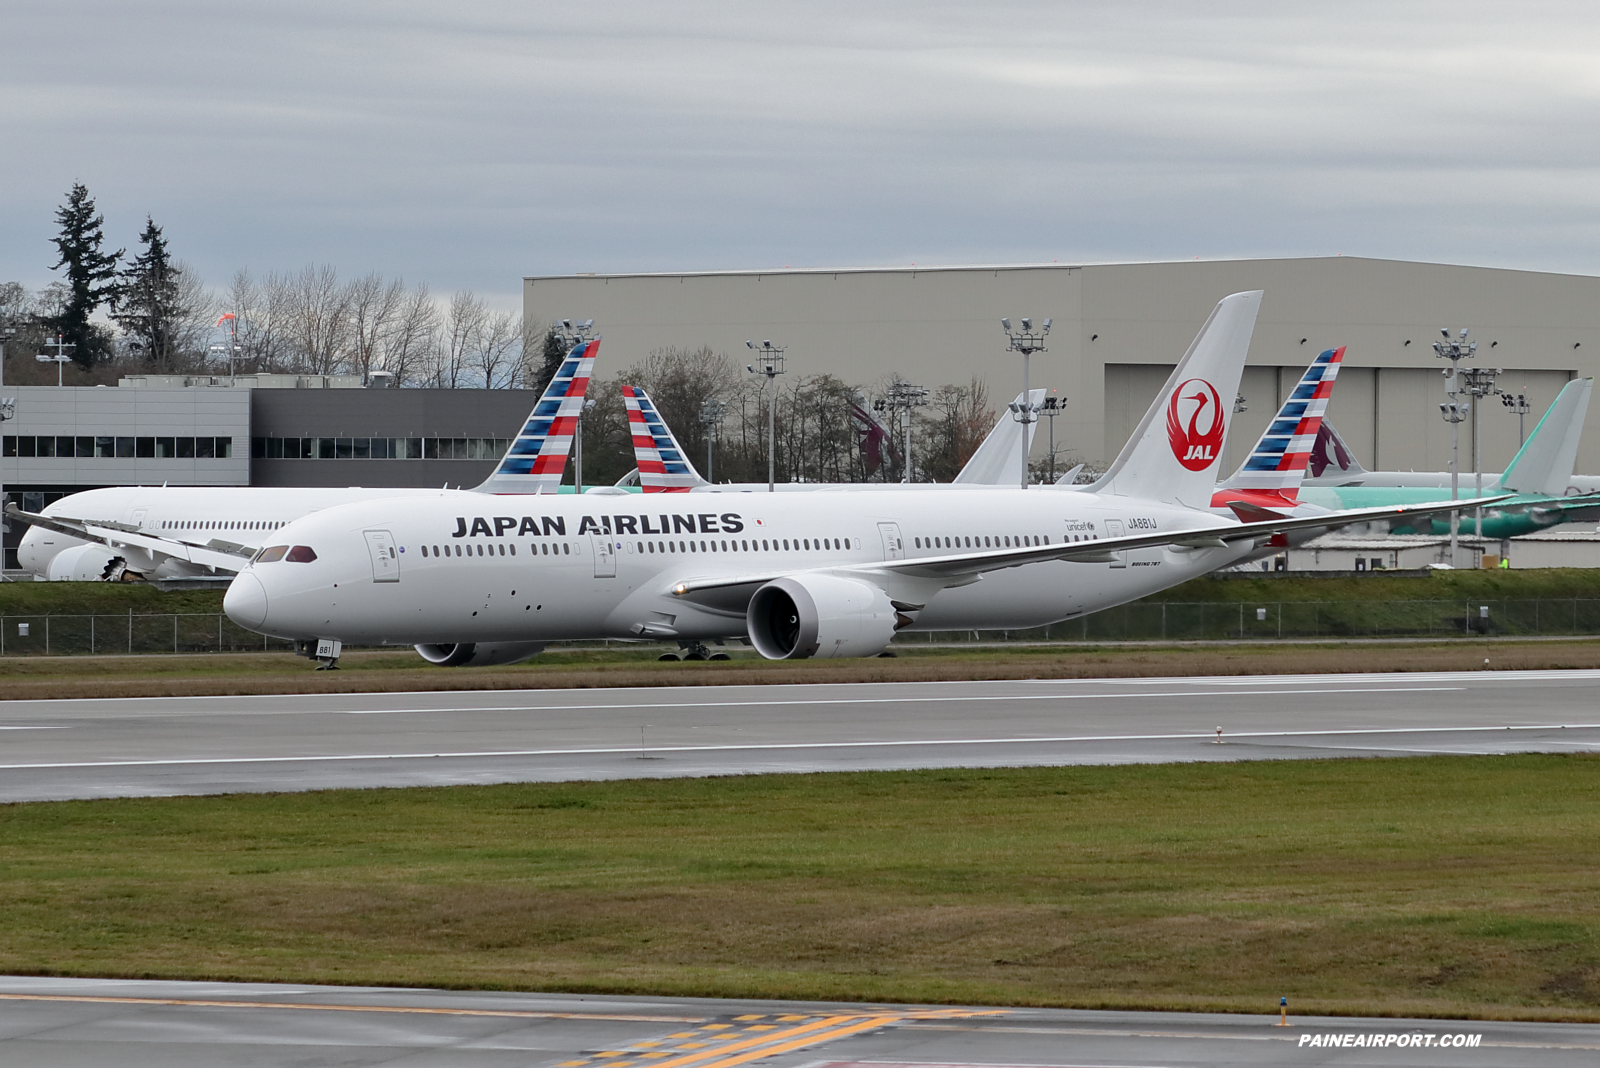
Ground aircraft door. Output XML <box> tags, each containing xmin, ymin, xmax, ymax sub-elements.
<box><xmin>131</xmin><ymin>508</ymin><xmax>148</xmax><ymax>531</ymax></box>
<box><xmin>1104</xmin><ymin>519</ymin><xmax>1127</xmax><ymax>568</ymax></box>
<box><xmin>591</xmin><ymin>534</ymin><xmax>617</xmax><ymax>578</ymax></box>
<box><xmin>877</xmin><ymin>522</ymin><xmax>905</xmax><ymax>560</ymax></box>
<box><xmin>362</xmin><ymin>529</ymin><xmax>400</xmax><ymax>582</ymax></box>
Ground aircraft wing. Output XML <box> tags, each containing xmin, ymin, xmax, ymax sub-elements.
<box><xmin>669</xmin><ymin>495</ymin><xmax>1514</xmax><ymax>600</ymax></box>
<box><xmin>4</xmin><ymin>503</ymin><xmax>254</xmax><ymax>572</ymax></box>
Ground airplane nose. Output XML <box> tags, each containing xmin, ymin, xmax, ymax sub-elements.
<box><xmin>224</xmin><ymin>573</ymin><xmax>270</xmax><ymax>629</ymax></box>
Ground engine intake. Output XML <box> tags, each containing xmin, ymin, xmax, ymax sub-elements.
<box><xmin>746</xmin><ymin>575</ymin><xmax>897</xmax><ymax>660</ymax></box>
<box><xmin>413</xmin><ymin>642</ymin><xmax>547</xmax><ymax>667</ymax></box>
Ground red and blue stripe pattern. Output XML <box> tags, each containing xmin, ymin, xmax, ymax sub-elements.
<box><xmin>1229</xmin><ymin>346</ymin><xmax>1345</xmax><ymax>493</ymax></box>
<box><xmin>623</xmin><ymin>385</ymin><xmax>706</xmax><ymax>492</ymax></box>
<box><xmin>477</xmin><ymin>338</ymin><xmax>599</xmax><ymax>493</ymax></box>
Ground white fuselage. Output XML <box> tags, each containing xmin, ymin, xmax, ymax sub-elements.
<box><xmin>228</xmin><ymin>486</ymin><xmax>1254</xmax><ymax>647</ymax></box>
<box><xmin>17</xmin><ymin>485</ymin><xmax>452</xmax><ymax>581</ymax></box>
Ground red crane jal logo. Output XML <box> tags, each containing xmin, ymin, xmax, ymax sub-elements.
<box><xmin>1166</xmin><ymin>378</ymin><xmax>1225</xmax><ymax>471</ymax></box>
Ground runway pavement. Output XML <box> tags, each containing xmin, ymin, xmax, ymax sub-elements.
<box><xmin>0</xmin><ymin>668</ymin><xmax>1597</xmax><ymax>802</ymax></box>
<box><xmin>0</xmin><ymin>976</ymin><xmax>1594</xmax><ymax>1067</ymax></box>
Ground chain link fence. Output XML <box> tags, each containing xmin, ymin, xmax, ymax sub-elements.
<box><xmin>0</xmin><ymin>613</ymin><xmax>297</xmax><ymax>656</ymax></box>
<box><xmin>917</xmin><ymin>599</ymin><xmax>1600</xmax><ymax>643</ymax></box>
<box><xmin>5</xmin><ymin>599</ymin><xmax>1600</xmax><ymax>657</ymax></box>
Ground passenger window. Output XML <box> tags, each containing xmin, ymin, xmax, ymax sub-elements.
<box><xmin>285</xmin><ymin>546</ymin><xmax>316</xmax><ymax>563</ymax></box>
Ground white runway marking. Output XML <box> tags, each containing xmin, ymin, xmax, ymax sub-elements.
<box><xmin>1</xmin><ymin>721</ymin><xmax>1594</xmax><ymax>772</ymax></box>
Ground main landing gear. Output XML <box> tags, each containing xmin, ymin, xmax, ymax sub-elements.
<box><xmin>659</xmin><ymin>641</ymin><xmax>732</xmax><ymax>662</ymax></box>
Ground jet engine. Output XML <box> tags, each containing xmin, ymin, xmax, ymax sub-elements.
<box><xmin>45</xmin><ymin>544</ymin><xmax>139</xmax><ymax>582</ymax></box>
<box><xmin>413</xmin><ymin>642</ymin><xmax>548</xmax><ymax>667</ymax></box>
<box><xmin>746</xmin><ymin>574</ymin><xmax>899</xmax><ymax>659</ymax></box>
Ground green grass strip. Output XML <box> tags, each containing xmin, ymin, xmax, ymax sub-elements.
<box><xmin>2</xmin><ymin>755</ymin><xmax>1598</xmax><ymax>1019</ymax></box>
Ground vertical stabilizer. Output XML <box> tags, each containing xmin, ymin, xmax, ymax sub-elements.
<box><xmin>1090</xmin><ymin>291</ymin><xmax>1262</xmax><ymax>508</ymax></box>
<box><xmin>1220</xmin><ymin>346</ymin><xmax>1345</xmax><ymax>495</ymax></box>
<box><xmin>623</xmin><ymin>385</ymin><xmax>709</xmax><ymax>492</ymax></box>
<box><xmin>473</xmin><ymin>339</ymin><xmax>599</xmax><ymax>494</ymax></box>
<box><xmin>1499</xmin><ymin>378</ymin><xmax>1593</xmax><ymax>496</ymax></box>
<box><xmin>953</xmin><ymin>389</ymin><xmax>1045</xmax><ymax>484</ymax></box>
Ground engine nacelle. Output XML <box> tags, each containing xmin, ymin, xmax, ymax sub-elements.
<box><xmin>46</xmin><ymin>544</ymin><xmax>130</xmax><ymax>582</ymax></box>
<box><xmin>413</xmin><ymin>642</ymin><xmax>547</xmax><ymax>667</ymax></box>
<box><xmin>747</xmin><ymin>574</ymin><xmax>898</xmax><ymax>660</ymax></box>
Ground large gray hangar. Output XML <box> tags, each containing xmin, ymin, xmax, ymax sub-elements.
<box><xmin>525</xmin><ymin>256</ymin><xmax>1600</xmax><ymax>477</ymax></box>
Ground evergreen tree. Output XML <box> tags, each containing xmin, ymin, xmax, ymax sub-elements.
<box><xmin>114</xmin><ymin>216</ymin><xmax>182</xmax><ymax>366</ymax></box>
<box><xmin>529</xmin><ymin>327</ymin><xmax>568</xmax><ymax>395</ymax></box>
<box><xmin>46</xmin><ymin>183</ymin><xmax>122</xmax><ymax>369</ymax></box>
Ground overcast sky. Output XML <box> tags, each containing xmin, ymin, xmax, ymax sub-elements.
<box><xmin>4</xmin><ymin>1</ymin><xmax>1599</xmax><ymax>307</ymax></box>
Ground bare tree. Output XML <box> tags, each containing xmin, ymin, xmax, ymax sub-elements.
<box><xmin>345</xmin><ymin>273</ymin><xmax>407</xmax><ymax>385</ymax></box>
<box><xmin>431</xmin><ymin>290</ymin><xmax>488</xmax><ymax>388</ymax></box>
<box><xmin>474</xmin><ymin>309</ymin><xmax>523</xmax><ymax>389</ymax></box>
<box><xmin>226</xmin><ymin>269</ymin><xmax>294</xmax><ymax>374</ymax></box>
<box><xmin>286</xmin><ymin>264</ymin><xmax>352</xmax><ymax>375</ymax></box>
<box><xmin>382</xmin><ymin>283</ymin><xmax>438</xmax><ymax>386</ymax></box>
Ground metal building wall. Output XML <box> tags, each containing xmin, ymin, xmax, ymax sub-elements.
<box><xmin>526</xmin><ymin>256</ymin><xmax>1600</xmax><ymax>476</ymax></box>
<box><xmin>247</xmin><ymin>389</ymin><xmax>543</xmax><ymax>488</ymax></box>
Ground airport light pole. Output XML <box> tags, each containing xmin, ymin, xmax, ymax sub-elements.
<box><xmin>1041</xmin><ymin>395</ymin><xmax>1065</xmax><ymax>483</ymax></box>
<box><xmin>874</xmin><ymin>378</ymin><xmax>930</xmax><ymax>483</ymax></box>
<box><xmin>698</xmin><ymin>399</ymin><xmax>727</xmax><ymax>482</ymax></box>
<box><xmin>36</xmin><ymin>334</ymin><xmax>74</xmax><ymax>386</ymax></box>
<box><xmin>0</xmin><ymin>326</ymin><xmax>14</xmax><ymax>580</ymax></box>
<box><xmin>1435</xmin><ymin>327</ymin><xmax>1477</xmax><ymax>567</ymax></box>
<box><xmin>746</xmin><ymin>340</ymin><xmax>786</xmax><ymax>492</ymax></box>
<box><xmin>1460</xmin><ymin>364</ymin><xmax>1503</xmax><ymax>539</ymax></box>
<box><xmin>1002</xmin><ymin>317</ymin><xmax>1050</xmax><ymax>488</ymax></box>
<box><xmin>573</xmin><ymin>396</ymin><xmax>596</xmax><ymax>495</ymax></box>
<box><xmin>1501</xmin><ymin>388</ymin><xmax>1533</xmax><ymax>447</ymax></box>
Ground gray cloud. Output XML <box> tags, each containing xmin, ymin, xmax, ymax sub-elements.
<box><xmin>4</xmin><ymin>1</ymin><xmax>1600</xmax><ymax>306</ymax></box>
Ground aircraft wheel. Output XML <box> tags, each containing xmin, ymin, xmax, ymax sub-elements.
<box><xmin>658</xmin><ymin>653</ymin><xmax>681</xmax><ymax>661</ymax></box>
<box><xmin>682</xmin><ymin>652</ymin><xmax>708</xmax><ymax>661</ymax></box>
<box><xmin>709</xmin><ymin>652</ymin><xmax>731</xmax><ymax>661</ymax></box>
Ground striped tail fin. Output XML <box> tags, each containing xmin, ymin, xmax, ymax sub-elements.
<box><xmin>1225</xmin><ymin>346</ymin><xmax>1345</xmax><ymax>495</ymax></box>
<box><xmin>622</xmin><ymin>385</ymin><xmax>708</xmax><ymax>492</ymax></box>
<box><xmin>472</xmin><ymin>338</ymin><xmax>599</xmax><ymax>494</ymax></box>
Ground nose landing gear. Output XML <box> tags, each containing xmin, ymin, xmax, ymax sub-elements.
<box><xmin>295</xmin><ymin>638</ymin><xmax>343</xmax><ymax>670</ymax></box>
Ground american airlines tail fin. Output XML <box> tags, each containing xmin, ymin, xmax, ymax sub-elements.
<box><xmin>953</xmin><ymin>389</ymin><xmax>1045</xmax><ymax>484</ymax></box>
<box><xmin>623</xmin><ymin>385</ymin><xmax>710</xmax><ymax>492</ymax></box>
<box><xmin>473</xmin><ymin>338</ymin><xmax>599</xmax><ymax>494</ymax></box>
<box><xmin>1500</xmin><ymin>378</ymin><xmax>1593</xmax><ymax>496</ymax></box>
<box><xmin>1220</xmin><ymin>346</ymin><xmax>1345</xmax><ymax>496</ymax></box>
<box><xmin>1089</xmin><ymin>290</ymin><xmax>1262</xmax><ymax>508</ymax></box>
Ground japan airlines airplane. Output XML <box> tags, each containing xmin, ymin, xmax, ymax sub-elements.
<box><xmin>225</xmin><ymin>291</ymin><xmax>1497</xmax><ymax>667</ymax></box>
<box><xmin>8</xmin><ymin>339</ymin><xmax>602</xmax><ymax>586</ymax></box>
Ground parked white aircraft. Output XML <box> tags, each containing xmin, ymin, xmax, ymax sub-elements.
<box><xmin>224</xmin><ymin>292</ymin><xmax>1496</xmax><ymax>667</ymax></box>
<box><xmin>9</xmin><ymin>339</ymin><xmax>601</xmax><ymax>586</ymax></box>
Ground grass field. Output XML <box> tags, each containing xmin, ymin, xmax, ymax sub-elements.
<box><xmin>2</xmin><ymin>756</ymin><xmax>1597</xmax><ymax>1020</ymax></box>
<box><xmin>4</xmin><ymin>638</ymin><xmax>1600</xmax><ymax>699</ymax></box>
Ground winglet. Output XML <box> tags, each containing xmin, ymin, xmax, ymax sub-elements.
<box><xmin>473</xmin><ymin>338</ymin><xmax>599</xmax><ymax>494</ymax></box>
<box><xmin>623</xmin><ymin>385</ymin><xmax>709</xmax><ymax>492</ymax></box>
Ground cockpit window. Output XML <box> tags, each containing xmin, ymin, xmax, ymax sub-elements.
<box><xmin>285</xmin><ymin>545</ymin><xmax>318</xmax><ymax>563</ymax></box>
<box><xmin>255</xmin><ymin>545</ymin><xmax>289</xmax><ymax>563</ymax></box>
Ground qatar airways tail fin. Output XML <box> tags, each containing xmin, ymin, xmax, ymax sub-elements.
<box><xmin>1089</xmin><ymin>290</ymin><xmax>1262</xmax><ymax>508</ymax></box>
<box><xmin>473</xmin><ymin>338</ymin><xmax>599</xmax><ymax>494</ymax></box>
<box><xmin>623</xmin><ymin>385</ymin><xmax>709</xmax><ymax>492</ymax></box>
<box><xmin>1220</xmin><ymin>346</ymin><xmax>1345</xmax><ymax>496</ymax></box>
<box><xmin>953</xmin><ymin>389</ymin><xmax>1045</xmax><ymax>484</ymax></box>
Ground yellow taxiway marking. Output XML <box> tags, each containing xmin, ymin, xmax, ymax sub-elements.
<box><xmin>0</xmin><ymin>992</ymin><xmax>701</xmax><ymax>1022</ymax></box>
